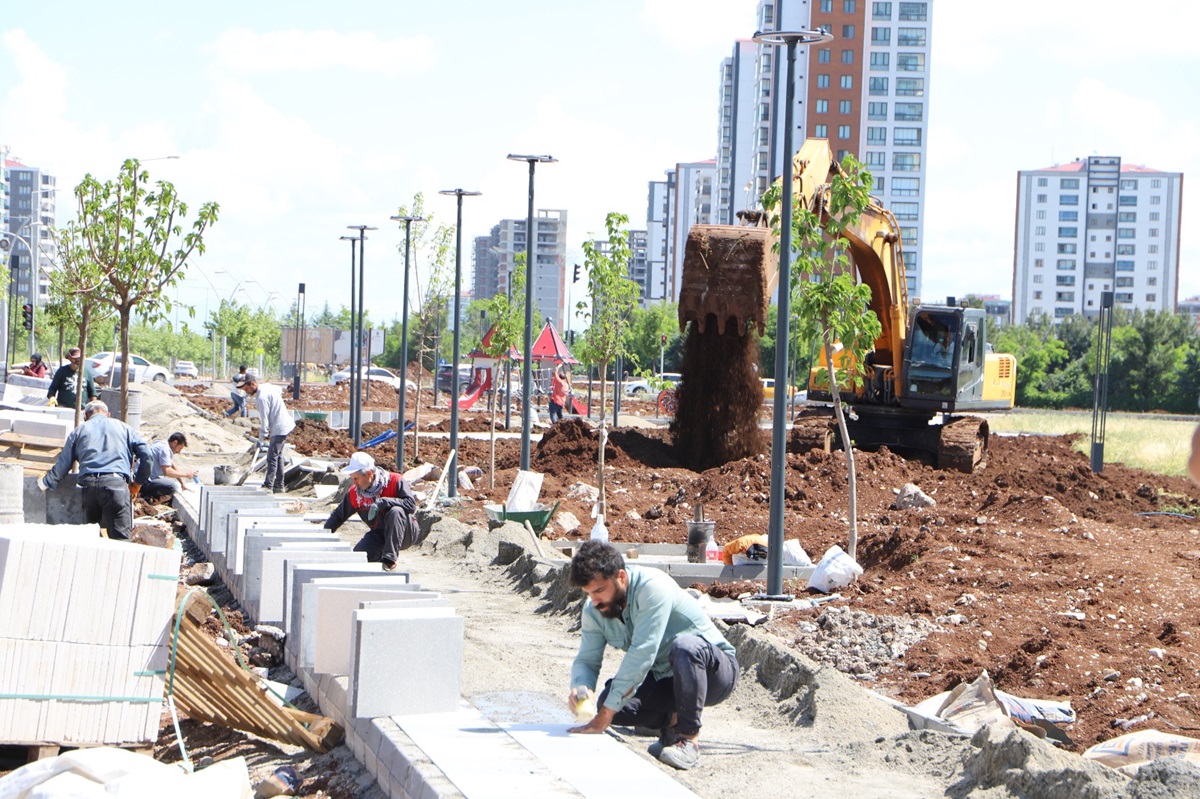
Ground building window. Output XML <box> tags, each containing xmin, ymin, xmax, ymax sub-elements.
<box><xmin>873</xmin><ymin>1</ymin><xmax>892</xmax><ymax>19</ymax></box>
<box><xmin>1149</xmin><ymin>211</ymin><xmax>1160</xmax><ymax>221</ymax></box>
<box><xmin>872</xmin><ymin>27</ymin><xmax>891</xmax><ymax>45</ymax></box>
<box><xmin>1147</xmin><ymin>277</ymin><xmax>1157</xmax><ymax>286</ymax></box>
<box><xmin>1116</xmin><ymin>244</ymin><xmax>1135</xmax><ymax>255</ymax></box>
<box><xmin>1057</xmin><ymin>227</ymin><xmax>1077</xmax><ymax>237</ymax></box>
<box><xmin>897</xmin><ymin>27</ymin><xmax>926</xmax><ymax>46</ymax></box>
<box><xmin>840</xmin><ymin>74</ymin><xmax>853</xmax><ymax>88</ymax></box>
<box><xmin>868</xmin><ymin>101</ymin><xmax>888</xmax><ymax>119</ymax></box>
<box><xmin>869</xmin><ymin>77</ymin><xmax>888</xmax><ymax>95</ymax></box>
<box><xmin>895</xmin><ymin>78</ymin><xmax>924</xmax><ymax>96</ymax></box>
<box><xmin>1035</xmin><ymin>226</ymin><xmax>1046</xmax><ymax>235</ymax></box>
<box><xmin>817</xmin><ymin>74</ymin><xmax>830</xmax><ymax>88</ymax></box>
<box><xmin>837</xmin><ymin>124</ymin><xmax>851</xmax><ymax>139</ymax></box>
<box><xmin>1117</xmin><ymin>228</ymin><xmax>1135</xmax><ymax>238</ymax></box>
<box><xmin>876</xmin><ymin>177</ymin><xmax>884</xmax><ymax>192</ymax></box>
<box><xmin>1037</xmin><ymin>177</ymin><xmax>1048</xmax><ymax>187</ymax></box>
<box><xmin>894</xmin><ymin>102</ymin><xmax>923</xmax><ymax>121</ymax></box>
<box><xmin>842</xmin><ymin>25</ymin><xmax>855</xmax><ymax>39</ymax></box>
<box><xmin>899</xmin><ymin>1</ymin><xmax>927</xmax><ymax>20</ymax></box>
<box><xmin>1059</xmin><ymin>195</ymin><xmax>1078</xmax><ymax>206</ymax></box>
<box><xmin>1119</xmin><ymin>195</ymin><xmax>1137</xmax><ymax>206</ymax></box>
<box><xmin>761</xmin><ymin>3</ymin><xmax>774</xmax><ymax>26</ymax></box>
<box><xmin>1148</xmin><ymin>244</ymin><xmax>1159</xmax><ymax>253</ymax></box>
<box><xmin>892</xmin><ymin>201</ymin><xmax>918</xmax><ymax>219</ymax></box>
<box><xmin>891</xmin><ymin>177</ymin><xmax>919</xmax><ymax>196</ymax></box>
<box><xmin>819</xmin><ymin>48</ymin><xmax>831</xmax><ymax>63</ymax></box>
<box><xmin>1118</xmin><ymin>211</ymin><xmax>1136</xmax><ymax>222</ymax></box>
<box><xmin>815</xmin><ymin>124</ymin><xmax>828</xmax><ymax>137</ymax></box>
<box><xmin>1034</xmin><ymin>258</ymin><xmax>1045</xmax><ymax>268</ymax></box>
<box><xmin>1148</xmin><ymin>260</ymin><xmax>1158</xmax><ymax>269</ymax></box>
<box><xmin>1060</xmin><ymin>178</ymin><xmax>1079</xmax><ymax>189</ymax></box>
<box><xmin>865</xmin><ymin>151</ymin><xmax>887</xmax><ymax>168</ymax></box>
<box><xmin>893</xmin><ymin>152</ymin><xmax>920</xmax><ymax>171</ymax></box>
<box><xmin>1115</xmin><ymin>293</ymin><xmax>1133</xmax><ymax>303</ymax></box>
<box><xmin>1056</xmin><ymin>292</ymin><xmax>1075</xmax><ymax>302</ymax></box>
<box><xmin>1056</xmin><ymin>276</ymin><xmax>1075</xmax><ymax>286</ymax></box>
<box><xmin>893</xmin><ymin>128</ymin><xmax>922</xmax><ymax>147</ymax></box>
<box><xmin>1033</xmin><ymin>274</ymin><xmax>1043</xmax><ymax>283</ymax></box>
<box><xmin>1115</xmin><ymin>277</ymin><xmax>1134</xmax><ymax>288</ymax></box>
<box><xmin>1119</xmin><ymin>179</ymin><xmax>1137</xmax><ymax>190</ymax></box>
<box><xmin>1057</xmin><ymin>243</ymin><xmax>1076</xmax><ymax>254</ymax></box>
<box><xmin>867</xmin><ymin>126</ymin><xmax>887</xmax><ymax>144</ymax></box>
<box><xmin>844</xmin><ymin>0</ymin><xmax>857</xmax><ymax>11</ymax></box>
<box><xmin>870</xmin><ymin>52</ymin><xmax>890</xmax><ymax>70</ymax></box>
<box><xmin>839</xmin><ymin>99</ymin><xmax>852</xmax><ymax>114</ymax></box>
<box><xmin>1037</xmin><ymin>194</ymin><xmax>1047</xmax><ymax>203</ymax></box>
<box><xmin>1150</xmin><ymin>195</ymin><xmax>1161</xmax><ymax>205</ymax></box>
<box><xmin>1058</xmin><ymin>210</ymin><xmax>1077</xmax><ymax>221</ymax></box>
<box><xmin>816</xmin><ymin>99</ymin><xmax>829</xmax><ymax>113</ymax></box>
<box><xmin>1034</xmin><ymin>243</ymin><xmax>1045</xmax><ymax>252</ymax></box>
<box><xmin>1057</xmin><ymin>260</ymin><xmax>1075</xmax><ymax>270</ymax></box>
<box><xmin>821</xmin><ymin>0</ymin><xmax>833</xmax><ymax>11</ymax></box>
<box><xmin>897</xmin><ymin>53</ymin><xmax>925</xmax><ymax>71</ymax></box>
<box><xmin>1036</xmin><ymin>210</ymin><xmax>1046</xmax><ymax>220</ymax></box>
<box><xmin>1033</xmin><ymin>291</ymin><xmax>1043</xmax><ymax>300</ymax></box>
<box><xmin>841</xmin><ymin>49</ymin><xmax>854</xmax><ymax>64</ymax></box>
<box><xmin>1116</xmin><ymin>260</ymin><xmax>1134</xmax><ymax>271</ymax></box>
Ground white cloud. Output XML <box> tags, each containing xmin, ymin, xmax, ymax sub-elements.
<box><xmin>641</xmin><ymin>0</ymin><xmax>759</xmax><ymax>50</ymax></box>
<box><xmin>210</xmin><ymin>28</ymin><xmax>434</xmax><ymax>75</ymax></box>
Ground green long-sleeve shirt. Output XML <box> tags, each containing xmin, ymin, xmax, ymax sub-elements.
<box><xmin>569</xmin><ymin>565</ymin><xmax>736</xmax><ymax>712</ymax></box>
<box><xmin>47</xmin><ymin>364</ymin><xmax>96</xmax><ymax>410</ymax></box>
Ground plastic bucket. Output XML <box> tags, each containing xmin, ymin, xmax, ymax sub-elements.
<box><xmin>685</xmin><ymin>521</ymin><xmax>715</xmax><ymax>563</ymax></box>
<box><xmin>213</xmin><ymin>465</ymin><xmax>234</xmax><ymax>486</ymax></box>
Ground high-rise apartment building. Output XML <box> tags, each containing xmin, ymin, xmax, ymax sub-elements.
<box><xmin>470</xmin><ymin>209</ymin><xmax>568</xmax><ymax>328</ymax></box>
<box><xmin>714</xmin><ymin>0</ymin><xmax>932</xmax><ymax>295</ymax></box>
<box><xmin>646</xmin><ymin>176</ymin><xmax>672</xmax><ymax>305</ymax></box>
<box><xmin>1012</xmin><ymin>157</ymin><xmax>1184</xmax><ymax>323</ymax></box>
<box><xmin>644</xmin><ymin>161</ymin><xmax>718</xmax><ymax>308</ymax></box>
<box><xmin>4</xmin><ymin>156</ymin><xmax>56</xmax><ymax>306</ymax></box>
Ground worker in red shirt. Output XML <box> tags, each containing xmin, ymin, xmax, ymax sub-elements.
<box><xmin>549</xmin><ymin>362</ymin><xmax>571</xmax><ymax>423</ymax></box>
<box><xmin>322</xmin><ymin>451</ymin><xmax>422</xmax><ymax>571</ymax></box>
<box><xmin>22</xmin><ymin>353</ymin><xmax>47</xmax><ymax>378</ymax></box>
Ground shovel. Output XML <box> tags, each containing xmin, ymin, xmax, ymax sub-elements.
<box><xmin>235</xmin><ymin>441</ymin><xmax>268</xmax><ymax>486</ymax></box>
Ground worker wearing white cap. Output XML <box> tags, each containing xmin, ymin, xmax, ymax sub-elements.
<box><xmin>322</xmin><ymin>451</ymin><xmax>422</xmax><ymax>571</ymax></box>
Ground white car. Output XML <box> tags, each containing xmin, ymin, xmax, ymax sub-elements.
<box><xmin>87</xmin><ymin>352</ymin><xmax>170</xmax><ymax>384</ymax></box>
<box><xmin>173</xmin><ymin>360</ymin><xmax>199</xmax><ymax>378</ymax></box>
<box><xmin>330</xmin><ymin>366</ymin><xmax>416</xmax><ymax>392</ymax></box>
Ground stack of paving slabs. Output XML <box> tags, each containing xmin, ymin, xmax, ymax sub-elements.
<box><xmin>0</xmin><ymin>528</ymin><xmax>181</xmax><ymax>746</ymax></box>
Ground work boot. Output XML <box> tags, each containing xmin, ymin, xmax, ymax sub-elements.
<box><xmin>272</xmin><ymin>486</ymin><xmax>284</xmax><ymax>494</ymax></box>
<box><xmin>657</xmin><ymin>738</ymin><xmax>700</xmax><ymax>770</ymax></box>
<box><xmin>647</xmin><ymin>726</ymin><xmax>680</xmax><ymax>758</ymax></box>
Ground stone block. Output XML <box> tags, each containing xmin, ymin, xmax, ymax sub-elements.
<box><xmin>227</xmin><ymin>511</ymin><xmax>313</xmax><ymax>572</ymax></box>
<box><xmin>11</xmin><ymin>416</ymin><xmax>71</xmax><ymax>441</ymax></box>
<box><xmin>349</xmin><ymin>608</ymin><xmax>463</xmax><ymax>718</ymax></box>
<box><xmin>257</xmin><ymin>550</ymin><xmax>361</xmax><ymax>626</ymax></box>
<box><xmin>289</xmin><ymin>567</ymin><xmax>413</xmax><ymax>660</ymax></box>
<box><xmin>208</xmin><ymin>498</ymin><xmax>290</xmax><ymax>555</ymax></box>
<box><xmin>311</xmin><ymin>587</ymin><xmax>439</xmax><ymax>675</ymax></box>
<box><xmin>240</xmin><ymin>533</ymin><xmax>345</xmax><ymax>615</ymax></box>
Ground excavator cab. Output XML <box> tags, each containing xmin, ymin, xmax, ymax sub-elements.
<box><xmin>902</xmin><ymin>306</ymin><xmax>1012</xmax><ymax>413</ymax></box>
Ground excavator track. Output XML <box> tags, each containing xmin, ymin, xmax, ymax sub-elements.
<box><xmin>788</xmin><ymin>411</ymin><xmax>835</xmax><ymax>455</ymax></box>
<box><xmin>937</xmin><ymin>416</ymin><xmax>989</xmax><ymax>473</ymax></box>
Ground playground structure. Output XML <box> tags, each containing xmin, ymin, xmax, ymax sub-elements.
<box><xmin>457</xmin><ymin>321</ymin><xmax>586</xmax><ymax>415</ymax></box>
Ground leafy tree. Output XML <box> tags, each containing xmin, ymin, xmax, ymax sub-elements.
<box><xmin>75</xmin><ymin>159</ymin><xmax>218</xmax><ymax>421</ymax></box>
<box><xmin>575</xmin><ymin>212</ymin><xmax>640</xmax><ymax>518</ymax></box>
<box><xmin>763</xmin><ymin>154</ymin><xmax>880</xmax><ymax>561</ymax></box>
<box><xmin>481</xmin><ymin>255</ymin><xmax>527</xmax><ymax>487</ymax></box>
<box><xmin>622</xmin><ymin>302</ymin><xmax>679</xmax><ymax>376</ymax></box>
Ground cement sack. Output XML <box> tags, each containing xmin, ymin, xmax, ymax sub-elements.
<box><xmin>1084</xmin><ymin>729</ymin><xmax>1200</xmax><ymax>776</ymax></box>
<box><xmin>808</xmin><ymin>545</ymin><xmax>863</xmax><ymax>592</ymax></box>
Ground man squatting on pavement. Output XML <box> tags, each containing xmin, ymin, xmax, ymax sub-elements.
<box><xmin>566</xmin><ymin>539</ymin><xmax>740</xmax><ymax>770</ymax></box>
<box><xmin>322</xmin><ymin>452</ymin><xmax>423</xmax><ymax>572</ymax></box>
<box><xmin>38</xmin><ymin>399</ymin><xmax>152</xmax><ymax>540</ymax></box>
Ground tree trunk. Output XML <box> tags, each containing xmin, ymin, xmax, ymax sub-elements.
<box><xmin>73</xmin><ymin>310</ymin><xmax>90</xmax><ymax>428</ymax></box>
<box><xmin>597</xmin><ymin>363</ymin><xmax>607</xmax><ymax>518</ymax></box>
<box><xmin>412</xmin><ymin>335</ymin><xmax>425</xmax><ymax>459</ymax></box>
<box><xmin>489</xmin><ymin>368</ymin><xmax>496</xmax><ymax>489</ymax></box>
<box><xmin>823</xmin><ymin>340</ymin><xmax>858</xmax><ymax>561</ymax></box>
<box><xmin>118</xmin><ymin>306</ymin><xmax>132</xmax><ymax>424</ymax></box>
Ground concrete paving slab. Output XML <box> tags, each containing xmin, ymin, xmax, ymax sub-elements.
<box><xmin>350</xmin><ymin>608</ymin><xmax>462</xmax><ymax>718</ymax></box>
<box><xmin>286</xmin><ymin>564</ymin><xmax>413</xmax><ymax>656</ymax></box>
<box><xmin>313</xmin><ymin>588</ymin><xmax>443</xmax><ymax>675</ymax></box>
<box><xmin>257</xmin><ymin>550</ymin><xmax>361</xmax><ymax>625</ymax></box>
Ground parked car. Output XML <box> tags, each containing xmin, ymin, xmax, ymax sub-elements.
<box><xmin>435</xmin><ymin>364</ymin><xmax>475</xmax><ymax>395</ymax></box>
<box><xmin>625</xmin><ymin>372</ymin><xmax>682</xmax><ymax>397</ymax></box>
<box><xmin>761</xmin><ymin>377</ymin><xmax>798</xmax><ymax>402</ymax></box>
<box><xmin>173</xmin><ymin>360</ymin><xmax>199</xmax><ymax>379</ymax></box>
<box><xmin>87</xmin><ymin>352</ymin><xmax>170</xmax><ymax>384</ymax></box>
<box><xmin>329</xmin><ymin>366</ymin><xmax>416</xmax><ymax>392</ymax></box>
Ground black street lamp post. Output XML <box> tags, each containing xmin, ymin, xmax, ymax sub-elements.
<box><xmin>506</xmin><ymin>154</ymin><xmax>557</xmax><ymax>471</ymax></box>
<box><xmin>389</xmin><ymin>214</ymin><xmax>425</xmax><ymax>466</ymax></box>
<box><xmin>347</xmin><ymin>225</ymin><xmax>377</xmax><ymax>448</ymax></box>
<box><xmin>293</xmin><ymin>283</ymin><xmax>305</xmax><ymax>400</ymax></box>
<box><xmin>438</xmin><ymin>189</ymin><xmax>482</xmax><ymax>498</ymax></box>
<box><xmin>338</xmin><ymin>235</ymin><xmax>359</xmax><ymax>442</ymax></box>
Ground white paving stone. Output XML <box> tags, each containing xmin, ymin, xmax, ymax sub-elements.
<box><xmin>350</xmin><ymin>608</ymin><xmax>463</xmax><ymax>718</ymax></box>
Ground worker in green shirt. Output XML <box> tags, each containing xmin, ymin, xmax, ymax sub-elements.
<box><xmin>46</xmin><ymin>347</ymin><xmax>97</xmax><ymax>411</ymax></box>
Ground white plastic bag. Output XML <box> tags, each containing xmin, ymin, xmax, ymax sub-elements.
<box><xmin>782</xmin><ymin>539</ymin><xmax>812</xmax><ymax>566</ymax></box>
<box><xmin>807</xmin><ymin>544</ymin><xmax>863</xmax><ymax>592</ymax></box>
<box><xmin>505</xmin><ymin>470</ymin><xmax>544</xmax><ymax>512</ymax></box>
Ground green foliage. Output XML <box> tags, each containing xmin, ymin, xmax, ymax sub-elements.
<box><xmin>575</xmin><ymin>212</ymin><xmax>640</xmax><ymax>375</ymax></box>
<box><xmin>482</xmin><ymin>253</ymin><xmax>526</xmax><ymax>360</ymax></box>
<box><xmin>621</xmin><ymin>302</ymin><xmax>680</xmax><ymax>375</ymax></box>
<box><xmin>205</xmin><ymin>299</ymin><xmax>281</xmax><ymax>366</ymax></box>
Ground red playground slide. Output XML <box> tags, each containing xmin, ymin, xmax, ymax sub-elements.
<box><xmin>457</xmin><ymin>368</ymin><xmax>493</xmax><ymax>410</ymax></box>
<box><xmin>567</xmin><ymin>394</ymin><xmax>588</xmax><ymax>415</ymax></box>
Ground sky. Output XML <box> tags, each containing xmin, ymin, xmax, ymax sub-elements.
<box><xmin>1</xmin><ymin>0</ymin><xmax>1197</xmax><ymax>332</ymax></box>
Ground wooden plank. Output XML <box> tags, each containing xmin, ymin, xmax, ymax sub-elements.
<box><xmin>0</xmin><ymin>432</ymin><xmax>66</xmax><ymax>449</ymax></box>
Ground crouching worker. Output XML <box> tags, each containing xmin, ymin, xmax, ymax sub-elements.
<box><xmin>566</xmin><ymin>540</ymin><xmax>739</xmax><ymax>770</ymax></box>
<box><xmin>322</xmin><ymin>452</ymin><xmax>422</xmax><ymax>571</ymax></box>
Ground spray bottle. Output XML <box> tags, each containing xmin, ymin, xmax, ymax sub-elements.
<box><xmin>572</xmin><ymin>686</ymin><xmax>597</xmax><ymax>721</ymax></box>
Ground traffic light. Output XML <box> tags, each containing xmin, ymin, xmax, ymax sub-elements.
<box><xmin>572</xmin><ymin>263</ymin><xmax>581</xmax><ymax>283</ymax></box>
<box><xmin>20</xmin><ymin>303</ymin><xmax>32</xmax><ymax>331</ymax></box>
<box><xmin>661</xmin><ymin>334</ymin><xmax>667</xmax><ymax>346</ymax></box>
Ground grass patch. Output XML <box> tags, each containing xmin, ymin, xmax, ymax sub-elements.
<box><xmin>984</xmin><ymin>411</ymin><xmax>1197</xmax><ymax>478</ymax></box>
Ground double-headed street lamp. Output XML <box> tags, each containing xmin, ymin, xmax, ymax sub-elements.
<box><xmin>347</xmin><ymin>225</ymin><xmax>378</xmax><ymax>447</ymax></box>
<box><xmin>752</xmin><ymin>27</ymin><xmax>833</xmax><ymax>600</ymax></box>
<box><xmin>438</xmin><ymin>189</ymin><xmax>481</xmax><ymax>498</ymax></box>
<box><xmin>338</xmin><ymin>234</ymin><xmax>360</xmax><ymax>443</ymax></box>
<box><xmin>506</xmin><ymin>154</ymin><xmax>557</xmax><ymax>471</ymax></box>
<box><xmin>389</xmin><ymin>214</ymin><xmax>425</xmax><ymax>466</ymax></box>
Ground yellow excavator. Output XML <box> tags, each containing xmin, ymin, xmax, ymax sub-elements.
<box><xmin>677</xmin><ymin>139</ymin><xmax>1016</xmax><ymax>472</ymax></box>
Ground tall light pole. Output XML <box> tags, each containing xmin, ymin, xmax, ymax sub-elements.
<box><xmin>507</xmin><ymin>154</ymin><xmax>557</xmax><ymax>471</ymax></box>
<box><xmin>347</xmin><ymin>225</ymin><xmax>377</xmax><ymax>448</ymax></box>
<box><xmin>753</xmin><ymin>27</ymin><xmax>832</xmax><ymax>600</ymax></box>
<box><xmin>438</xmin><ymin>189</ymin><xmax>481</xmax><ymax>498</ymax></box>
<box><xmin>293</xmin><ymin>283</ymin><xmax>306</xmax><ymax>400</ymax></box>
<box><xmin>389</xmin><ymin>214</ymin><xmax>424</xmax><ymax>466</ymax></box>
<box><xmin>339</xmin><ymin>235</ymin><xmax>359</xmax><ymax>443</ymax></box>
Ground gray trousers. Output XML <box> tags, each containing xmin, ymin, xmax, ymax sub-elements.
<box><xmin>597</xmin><ymin>634</ymin><xmax>739</xmax><ymax>737</ymax></box>
<box><xmin>352</xmin><ymin>507</ymin><xmax>423</xmax><ymax>565</ymax></box>
<box><xmin>262</xmin><ymin>434</ymin><xmax>288</xmax><ymax>491</ymax></box>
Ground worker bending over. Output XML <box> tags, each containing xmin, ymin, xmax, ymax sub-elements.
<box><xmin>140</xmin><ymin>432</ymin><xmax>198</xmax><ymax>502</ymax></box>
<box><xmin>323</xmin><ymin>452</ymin><xmax>422</xmax><ymax>572</ymax></box>
<box><xmin>567</xmin><ymin>540</ymin><xmax>739</xmax><ymax>770</ymax></box>
<box><xmin>39</xmin><ymin>400</ymin><xmax>152</xmax><ymax>540</ymax></box>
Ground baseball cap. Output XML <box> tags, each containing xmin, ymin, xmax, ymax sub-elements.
<box><xmin>67</xmin><ymin>348</ymin><xmax>82</xmax><ymax>361</ymax></box>
<box><xmin>342</xmin><ymin>452</ymin><xmax>375</xmax><ymax>474</ymax></box>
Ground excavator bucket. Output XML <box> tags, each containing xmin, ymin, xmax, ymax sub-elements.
<box><xmin>678</xmin><ymin>224</ymin><xmax>777</xmax><ymax>337</ymax></box>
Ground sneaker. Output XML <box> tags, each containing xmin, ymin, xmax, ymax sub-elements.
<box><xmin>382</xmin><ymin>559</ymin><xmax>398</xmax><ymax>572</ymax></box>
<box><xmin>657</xmin><ymin>738</ymin><xmax>700</xmax><ymax>771</ymax></box>
<box><xmin>272</xmin><ymin>486</ymin><xmax>284</xmax><ymax>494</ymax></box>
<box><xmin>647</xmin><ymin>726</ymin><xmax>680</xmax><ymax>758</ymax></box>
